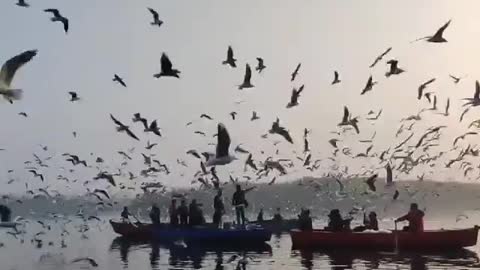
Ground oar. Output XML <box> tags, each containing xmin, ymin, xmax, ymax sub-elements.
<box><xmin>131</xmin><ymin>214</ymin><xmax>142</xmax><ymax>225</ymax></box>
<box><xmin>394</xmin><ymin>222</ymin><xmax>399</xmax><ymax>254</ymax></box>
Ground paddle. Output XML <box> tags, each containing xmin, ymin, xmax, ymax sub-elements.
<box><xmin>394</xmin><ymin>221</ymin><xmax>399</xmax><ymax>254</ymax></box>
<box><xmin>131</xmin><ymin>214</ymin><xmax>142</xmax><ymax>225</ymax></box>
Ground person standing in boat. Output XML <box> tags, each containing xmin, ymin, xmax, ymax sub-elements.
<box><xmin>298</xmin><ymin>209</ymin><xmax>313</xmax><ymax>231</ymax></box>
<box><xmin>273</xmin><ymin>207</ymin><xmax>283</xmax><ymax>222</ymax></box>
<box><xmin>0</xmin><ymin>205</ymin><xmax>11</xmax><ymax>222</ymax></box>
<box><xmin>189</xmin><ymin>199</ymin><xmax>205</xmax><ymax>226</ymax></box>
<box><xmin>178</xmin><ymin>199</ymin><xmax>189</xmax><ymax>226</ymax></box>
<box><xmin>257</xmin><ymin>208</ymin><xmax>264</xmax><ymax>222</ymax></box>
<box><xmin>213</xmin><ymin>189</ymin><xmax>225</xmax><ymax>228</ymax></box>
<box><xmin>121</xmin><ymin>206</ymin><xmax>131</xmax><ymax>223</ymax></box>
<box><xmin>232</xmin><ymin>185</ymin><xmax>255</xmax><ymax>226</ymax></box>
<box><xmin>149</xmin><ymin>204</ymin><xmax>161</xmax><ymax>225</ymax></box>
<box><xmin>395</xmin><ymin>203</ymin><xmax>425</xmax><ymax>232</ymax></box>
<box><xmin>169</xmin><ymin>199</ymin><xmax>179</xmax><ymax>227</ymax></box>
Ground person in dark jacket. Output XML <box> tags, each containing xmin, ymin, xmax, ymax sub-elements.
<box><xmin>149</xmin><ymin>204</ymin><xmax>161</xmax><ymax>225</ymax></box>
<box><xmin>121</xmin><ymin>206</ymin><xmax>130</xmax><ymax>222</ymax></box>
<box><xmin>232</xmin><ymin>185</ymin><xmax>249</xmax><ymax>225</ymax></box>
<box><xmin>273</xmin><ymin>207</ymin><xmax>283</xmax><ymax>222</ymax></box>
<box><xmin>298</xmin><ymin>209</ymin><xmax>312</xmax><ymax>231</ymax></box>
<box><xmin>353</xmin><ymin>212</ymin><xmax>379</xmax><ymax>232</ymax></box>
<box><xmin>396</xmin><ymin>203</ymin><xmax>425</xmax><ymax>232</ymax></box>
<box><xmin>189</xmin><ymin>199</ymin><xmax>205</xmax><ymax>226</ymax></box>
<box><xmin>257</xmin><ymin>209</ymin><xmax>264</xmax><ymax>222</ymax></box>
<box><xmin>325</xmin><ymin>209</ymin><xmax>351</xmax><ymax>232</ymax></box>
<box><xmin>169</xmin><ymin>199</ymin><xmax>179</xmax><ymax>226</ymax></box>
<box><xmin>212</xmin><ymin>189</ymin><xmax>225</xmax><ymax>228</ymax></box>
<box><xmin>178</xmin><ymin>199</ymin><xmax>189</xmax><ymax>226</ymax></box>
<box><xmin>0</xmin><ymin>205</ymin><xmax>11</xmax><ymax>222</ymax></box>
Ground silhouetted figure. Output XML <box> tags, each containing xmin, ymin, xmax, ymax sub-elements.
<box><xmin>169</xmin><ymin>199</ymin><xmax>179</xmax><ymax>226</ymax></box>
<box><xmin>178</xmin><ymin>199</ymin><xmax>189</xmax><ymax>226</ymax></box>
<box><xmin>212</xmin><ymin>189</ymin><xmax>225</xmax><ymax>228</ymax></box>
<box><xmin>257</xmin><ymin>209</ymin><xmax>264</xmax><ymax>222</ymax></box>
<box><xmin>189</xmin><ymin>199</ymin><xmax>205</xmax><ymax>226</ymax></box>
<box><xmin>326</xmin><ymin>209</ymin><xmax>351</xmax><ymax>232</ymax></box>
<box><xmin>273</xmin><ymin>207</ymin><xmax>283</xmax><ymax>222</ymax></box>
<box><xmin>298</xmin><ymin>209</ymin><xmax>313</xmax><ymax>231</ymax></box>
<box><xmin>121</xmin><ymin>206</ymin><xmax>130</xmax><ymax>222</ymax></box>
<box><xmin>0</xmin><ymin>205</ymin><xmax>11</xmax><ymax>222</ymax></box>
<box><xmin>353</xmin><ymin>212</ymin><xmax>379</xmax><ymax>232</ymax></box>
<box><xmin>149</xmin><ymin>204</ymin><xmax>161</xmax><ymax>225</ymax></box>
<box><xmin>396</xmin><ymin>203</ymin><xmax>425</xmax><ymax>232</ymax></box>
<box><xmin>232</xmin><ymin>184</ymin><xmax>248</xmax><ymax>225</ymax></box>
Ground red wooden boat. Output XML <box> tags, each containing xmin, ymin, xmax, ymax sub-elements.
<box><xmin>291</xmin><ymin>226</ymin><xmax>479</xmax><ymax>250</ymax></box>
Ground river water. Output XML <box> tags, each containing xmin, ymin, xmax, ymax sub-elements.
<box><xmin>1</xmin><ymin>216</ymin><xmax>480</xmax><ymax>270</ymax></box>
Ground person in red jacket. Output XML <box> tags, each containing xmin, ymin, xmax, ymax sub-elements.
<box><xmin>395</xmin><ymin>203</ymin><xmax>424</xmax><ymax>232</ymax></box>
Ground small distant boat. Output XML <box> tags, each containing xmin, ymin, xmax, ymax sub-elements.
<box><xmin>249</xmin><ymin>219</ymin><xmax>298</xmax><ymax>232</ymax></box>
<box><xmin>110</xmin><ymin>220</ymin><xmax>272</xmax><ymax>244</ymax></box>
<box><xmin>0</xmin><ymin>222</ymin><xmax>18</xmax><ymax>228</ymax></box>
<box><xmin>290</xmin><ymin>226</ymin><xmax>479</xmax><ymax>250</ymax></box>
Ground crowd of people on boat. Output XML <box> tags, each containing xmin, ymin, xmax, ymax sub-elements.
<box><xmin>120</xmin><ymin>184</ymin><xmax>424</xmax><ymax>233</ymax></box>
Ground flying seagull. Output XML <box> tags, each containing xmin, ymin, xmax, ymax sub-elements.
<box><xmin>385</xmin><ymin>59</ymin><xmax>404</xmax><ymax>77</ymax></box>
<box><xmin>113</xmin><ymin>74</ymin><xmax>126</xmax><ymax>87</ymax></box>
<box><xmin>44</xmin><ymin>9</ymin><xmax>69</xmax><ymax>33</ymax></box>
<box><xmin>437</xmin><ymin>98</ymin><xmax>450</xmax><ymax>117</ymax></box>
<box><xmin>16</xmin><ymin>0</ymin><xmax>29</xmax><ymax>7</ymax></box>
<box><xmin>205</xmin><ymin>123</ymin><xmax>236</xmax><ymax>166</ymax></box>
<box><xmin>110</xmin><ymin>114</ymin><xmax>139</xmax><ymax>141</ymax></box>
<box><xmin>238</xmin><ymin>64</ymin><xmax>253</xmax><ymax>90</ymax></box>
<box><xmin>18</xmin><ymin>112</ymin><xmax>27</xmax><ymax>117</ymax></box>
<box><xmin>143</xmin><ymin>120</ymin><xmax>162</xmax><ymax>137</ymax></box>
<box><xmin>70</xmin><ymin>257</ymin><xmax>98</xmax><ymax>267</ymax></box>
<box><xmin>366</xmin><ymin>174</ymin><xmax>377</xmax><ymax>192</ymax></box>
<box><xmin>332</xmin><ymin>71</ymin><xmax>341</xmax><ymax>85</ymax></box>
<box><xmin>417</xmin><ymin>78</ymin><xmax>436</xmax><ymax>100</ymax></box>
<box><xmin>449</xmin><ymin>74</ymin><xmax>463</xmax><ymax>84</ymax></box>
<box><xmin>250</xmin><ymin>111</ymin><xmax>260</xmax><ymax>121</ymax></box>
<box><xmin>0</xmin><ymin>50</ymin><xmax>37</xmax><ymax>103</ymax></box>
<box><xmin>255</xmin><ymin>57</ymin><xmax>266</xmax><ymax>73</ymax></box>
<box><xmin>361</xmin><ymin>76</ymin><xmax>377</xmax><ymax>95</ymax></box>
<box><xmin>154</xmin><ymin>53</ymin><xmax>180</xmax><ymax>78</ymax></box>
<box><xmin>386</xmin><ymin>163</ymin><xmax>393</xmax><ymax>185</ymax></box>
<box><xmin>338</xmin><ymin>106</ymin><xmax>360</xmax><ymax>134</ymax></box>
<box><xmin>413</xmin><ymin>19</ymin><xmax>451</xmax><ymax>43</ymax></box>
<box><xmin>269</xmin><ymin>118</ymin><xmax>293</xmax><ymax>143</ymax></box>
<box><xmin>463</xmin><ymin>81</ymin><xmax>480</xmax><ymax>107</ymax></box>
<box><xmin>147</xmin><ymin>8</ymin><xmax>163</xmax><ymax>27</ymax></box>
<box><xmin>200</xmin><ymin>114</ymin><xmax>213</xmax><ymax>120</ymax></box>
<box><xmin>222</xmin><ymin>46</ymin><xmax>236</xmax><ymax>68</ymax></box>
<box><xmin>286</xmin><ymin>85</ymin><xmax>304</xmax><ymax>108</ymax></box>
<box><xmin>291</xmin><ymin>63</ymin><xmax>301</xmax><ymax>82</ymax></box>
<box><xmin>230</xmin><ymin>112</ymin><xmax>237</xmax><ymax>120</ymax></box>
<box><xmin>28</xmin><ymin>170</ymin><xmax>44</xmax><ymax>181</ymax></box>
<box><xmin>68</xmin><ymin>91</ymin><xmax>79</xmax><ymax>102</ymax></box>
<box><xmin>369</xmin><ymin>47</ymin><xmax>392</xmax><ymax>68</ymax></box>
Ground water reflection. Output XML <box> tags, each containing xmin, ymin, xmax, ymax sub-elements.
<box><xmin>110</xmin><ymin>237</ymin><xmax>272</xmax><ymax>269</ymax></box>
<box><xmin>294</xmin><ymin>248</ymin><xmax>480</xmax><ymax>270</ymax></box>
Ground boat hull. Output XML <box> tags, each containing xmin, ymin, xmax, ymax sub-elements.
<box><xmin>249</xmin><ymin>219</ymin><xmax>298</xmax><ymax>232</ymax></box>
<box><xmin>110</xmin><ymin>220</ymin><xmax>271</xmax><ymax>244</ymax></box>
<box><xmin>290</xmin><ymin>227</ymin><xmax>479</xmax><ymax>250</ymax></box>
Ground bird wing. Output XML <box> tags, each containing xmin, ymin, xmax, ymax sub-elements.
<box><xmin>227</xmin><ymin>46</ymin><xmax>234</xmax><ymax>60</ymax></box>
<box><xmin>386</xmin><ymin>163</ymin><xmax>393</xmax><ymax>184</ymax></box>
<box><xmin>0</xmin><ymin>50</ymin><xmax>37</xmax><ymax>87</ymax></box>
<box><xmin>277</xmin><ymin>126</ymin><xmax>293</xmax><ymax>144</ymax></box>
<box><xmin>445</xmin><ymin>98</ymin><xmax>450</xmax><ymax>114</ymax></box>
<box><xmin>161</xmin><ymin>53</ymin><xmax>173</xmax><ymax>71</ymax></box>
<box><xmin>243</xmin><ymin>64</ymin><xmax>252</xmax><ymax>83</ymax></box>
<box><xmin>61</xmin><ymin>17</ymin><xmax>69</xmax><ymax>33</ymax></box>
<box><xmin>256</xmin><ymin>57</ymin><xmax>263</xmax><ymax>65</ymax></box>
<box><xmin>334</xmin><ymin>71</ymin><xmax>339</xmax><ymax>80</ymax></box>
<box><xmin>342</xmin><ymin>106</ymin><xmax>349</xmax><ymax>123</ymax></box>
<box><xmin>110</xmin><ymin>114</ymin><xmax>124</xmax><ymax>127</ymax></box>
<box><xmin>147</xmin><ymin>8</ymin><xmax>159</xmax><ymax>20</ymax></box>
<box><xmin>125</xmin><ymin>128</ymin><xmax>140</xmax><ymax>141</ymax></box>
<box><xmin>216</xmin><ymin>123</ymin><xmax>231</xmax><ymax>158</ymax></box>
<box><xmin>475</xmin><ymin>81</ymin><xmax>480</xmax><ymax>100</ymax></box>
<box><xmin>433</xmin><ymin>19</ymin><xmax>451</xmax><ymax>39</ymax></box>
<box><xmin>44</xmin><ymin>9</ymin><xmax>60</xmax><ymax>17</ymax></box>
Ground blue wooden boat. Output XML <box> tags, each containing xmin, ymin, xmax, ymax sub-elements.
<box><xmin>109</xmin><ymin>220</ymin><xmax>272</xmax><ymax>244</ymax></box>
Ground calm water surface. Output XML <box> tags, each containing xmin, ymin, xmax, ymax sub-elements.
<box><xmin>2</xmin><ymin>217</ymin><xmax>480</xmax><ymax>270</ymax></box>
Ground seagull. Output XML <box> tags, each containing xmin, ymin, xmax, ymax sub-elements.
<box><xmin>117</xmin><ymin>151</ymin><xmax>132</xmax><ymax>160</ymax></box>
<box><xmin>113</xmin><ymin>74</ymin><xmax>126</xmax><ymax>87</ymax></box>
<box><xmin>369</xmin><ymin>47</ymin><xmax>392</xmax><ymax>68</ymax></box>
<box><xmin>147</xmin><ymin>8</ymin><xmax>163</xmax><ymax>27</ymax></box>
<box><xmin>251</xmin><ymin>111</ymin><xmax>260</xmax><ymax>121</ymax></box>
<box><xmin>453</xmin><ymin>132</ymin><xmax>477</xmax><ymax>147</ymax></box>
<box><xmin>436</xmin><ymin>98</ymin><xmax>450</xmax><ymax>116</ymax></box>
<box><xmin>245</xmin><ymin>153</ymin><xmax>257</xmax><ymax>171</ymax></box>
<box><xmin>385</xmin><ymin>59</ymin><xmax>404</xmax><ymax>77</ymax></box>
<box><xmin>291</xmin><ymin>63</ymin><xmax>301</xmax><ymax>82</ymax></box>
<box><xmin>28</xmin><ymin>170</ymin><xmax>44</xmax><ymax>181</ymax></box>
<box><xmin>187</xmin><ymin>150</ymin><xmax>201</xmax><ymax>159</ymax></box>
<box><xmin>0</xmin><ymin>50</ymin><xmax>37</xmax><ymax>103</ymax></box>
<box><xmin>222</xmin><ymin>46</ymin><xmax>236</xmax><ymax>68</ymax></box>
<box><xmin>269</xmin><ymin>118</ymin><xmax>293</xmax><ymax>144</ymax></box>
<box><xmin>143</xmin><ymin>120</ymin><xmax>162</xmax><ymax>137</ymax></box>
<box><xmin>386</xmin><ymin>163</ymin><xmax>393</xmax><ymax>185</ymax></box>
<box><xmin>235</xmin><ymin>144</ymin><xmax>249</xmax><ymax>154</ymax></box>
<box><xmin>393</xmin><ymin>190</ymin><xmax>399</xmax><ymax>200</ymax></box>
<box><xmin>238</xmin><ymin>64</ymin><xmax>253</xmax><ymax>90</ymax></box>
<box><xmin>329</xmin><ymin>139</ymin><xmax>339</xmax><ymax>148</ymax></box>
<box><xmin>94</xmin><ymin>172</ymin><xmax>116</xmax><ymax>186</ymax></box>
<box><xmin>449</xmin><ymin>74</ymin><xmax>463</xmax><ymax>84</ymax></box>
<box><xmin>18</xmin><ymin>112</ymin><xmax>27</xmax><ymax>117</ymax></box>
<box><xmin>417</xmin><ymin>78</ymin><xmax>436</xmax><ymax>100</ymax></box>
<box><xmin>110</xmin><ymin>114</ymin><xmax>139</xmax><ymax>141</ymax></box>
<box><xmin>463</xmin><ymin>81</ymin><xmax>480</xmax><ymax>107</ymax></box>
<box><xmin>70</xmin><ymin>257</ymin><xmax>98</xmax><ymax>267</ymax></box>
<box><xmin>366</xmin><ymin>174</ymin><xmax>377</xmax><ymax>192</ymax></box>
<box><xmin>255</xmin><ymin>57</ymin><xmax>266</xmax><ymax>73</ymax></box>
<box><xmin>331</xmin><ymin>71</ymin><xmax>341</xmax><ymax>85</ymax></box>
<box><xmin>230</xmin><ymin>112</ymin><xmax>237</xmax><ymax>120</ymax></box>
<box><xmin>200</xmin><ymin>114</ymin><xmax>213</xmax><ymax>120</ymax></box>
<box><xmin>68</xmin><ymin>91</ymin><xmax>79</xmax><ymax>102</ymax></box>
<box><xmin>44</xmin><ymin>9</ymin><xmax>69</xmax><ymax>33</ymax></box>
<box><xmin>366</xmin><ymin>109</ymin><xmax>382</xmax><ymax>121</ymax></box>
<box><xmin>205</xmin><ymin>123</ymin><xmax>236</xmax><ymax>166</ymax></box>
<box><xmin>413</xmin><ymin>19</ymin><xmax>451</xmax><ymax>43</ymax></box>
<box><xmin>16</xmin><ymin>0</ymin><xmax>29</xmax><ymax>7</ymax></box>
<box><xmin>286</xmin><ymin>85</ymin><xmax>304</xmax><ymax>108</ymax></box>
<box><xmin>361</xmin><ymin>76</ymin><xmax>377</xmax><ymax>95</ymax></box>
<box><xmin>145</xmin><ymin>141</ymin><xmax>158</xmax><ymax>150</ymax></box>
<box><xmin>154</xmin><ymin>53</ymin><xmax>180</xmax><ymax>78</ymax></box>
<box><xmin>338</xmin><ymin>106</ymin><xmax>360</xmax><ymax>134</ymax></box>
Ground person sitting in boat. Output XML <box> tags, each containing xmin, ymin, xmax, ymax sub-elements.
<box><xmin>178</xmin><ymin>199</ymin><xmax>189</xmax><ymax>226</ymax></box>
<box><xmin>0</xmin><ymin>205</ymin><xmax>11</xmax><ymax>222</ymax></box>
<box><xmin>395</xmin><ymin>203</ymin><xmax>424</xmax><ymax>232</ymax></box>
<box><xmin>149</xmin><ymin>204</ymin><xmax>161</xmax><ymax>225</ymax></box>
<box><xmin>189</xmin><ymin>199</ymin><xmax>205</xmax><ymax>227</ymax></box>
<box><xmin>326</xmin><ymin>209</ymin><xmax>352</xmax><ymax>232</ymax></box>
<box><xmin>273</xmin><ymin>207</ymin><xmax>283</xmax><ymax>222</ymax></box>
<box><xmin>298</xmin><ymin>209</ymin><xmax>313</xmax><ymax>231</ymax></box>
<box><xmin>169</xmin><ymin>199</ymin><xmax>179</xmax><ymax>227</ymax></box>
<box><xmin>353</xmin><ymin>212</ymin><xmax>379</xmax><ymax>232</ymax></box>
<box><xmin>213</xmin><ymin>189</ymin><xmax>225</xmax><ymax>228</ymax></box>
<box><xmin>121</xmin><ymin>206</ymin><xmax>130</xmax><ymax>223</ymax></box>
<box><xmin>257</xmin><ymin>208</ymin><xmax>264</xmax><ymax>222</ymax></box>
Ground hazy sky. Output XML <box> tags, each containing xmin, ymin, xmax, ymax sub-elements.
<box><xmin>1</xmin><ymin>0</ymin><xmax>480</xmax><ymax>195</ymax></box>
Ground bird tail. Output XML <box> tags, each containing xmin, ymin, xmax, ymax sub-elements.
<box><xmin>153</xmin><ymin>73</ymin><xmax>161</xmax><ymax>78</ymax></box>
<box><xmin>0</xmin><ymin>89</ymin><xmax>23</xmax><ymax>101</ymax></box>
